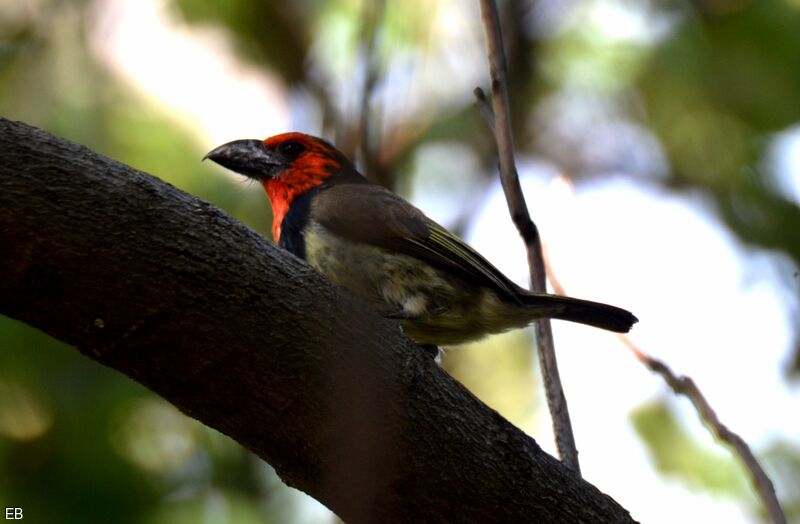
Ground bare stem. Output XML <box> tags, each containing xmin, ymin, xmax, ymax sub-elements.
<box><xmin>476</xmin><ymin>1</ymin><xmax>580</xmax><ymax>474</ymax></box>
<box><xmin>620</xmin><ymin>338</ymin><xmax>787</xmax><ymax>524</ymax></box>
<box><xmin>543</xmin><ymin>248</ymin><xmax>786</xmax><ymax>524</ymax></box>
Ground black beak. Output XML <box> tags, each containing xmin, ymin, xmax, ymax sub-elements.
<box><xmin>203</xmin><ymin>139</ymin><xmax>281</xmax><ymax>180</ymax></box>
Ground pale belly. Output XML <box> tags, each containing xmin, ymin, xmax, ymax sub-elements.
<box><xmin>303</xmin><ymin>223</ymin><xmax>529</xmax><ymax>345</ymax></box>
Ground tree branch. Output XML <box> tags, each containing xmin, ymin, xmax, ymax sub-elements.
<box><xmin>476</xmin><ymin>0</ymin><xmax>581</xmax><ymax>473</ymax></box>
<box><xmin>622</xmin><ymin>339</ymin><xmax>787</xmax><ymax>524</ymax></box>
<box><xmin>543</xmin><ymin>246</ymin><xmax>787</xmax><ymax>524</ymax></box>
<box><xmin>0</xmin><ymin>119</ymin><xmax>634</xmax><ymax>523</ymax></box>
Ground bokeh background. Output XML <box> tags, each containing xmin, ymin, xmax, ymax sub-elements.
<box><xmin>2</xmin><ymin>0</ymin><xmax>799</xmax><ymax>522</ymax></box>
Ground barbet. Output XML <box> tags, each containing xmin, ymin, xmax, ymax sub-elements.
<box><xmin>205</xmin><ymin>133</ymin><xmax>637</xmax><ymax>347</ymax></box>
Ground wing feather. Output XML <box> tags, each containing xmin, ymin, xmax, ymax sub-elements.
<box><xmin>312</xmin><ymin>182</ymin><xmax>521</xmax><ymax>300</ymax></box>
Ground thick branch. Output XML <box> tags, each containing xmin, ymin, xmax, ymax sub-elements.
<box><xmin>0</xmin><ymin>119</ymin><xmax>633</xmax><ymax>523</ymax></box>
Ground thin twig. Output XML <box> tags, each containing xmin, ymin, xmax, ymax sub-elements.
<box><xmin>543</xmin><ymin>248</ymin><xmax>787</xmax><ymax>524</ymax></box>
<box><xmin>476</xmin><ymin>0</ymin><xmax>581</xmax><ymax>474</ymax></box>
<box><xmin>473</xmin><ymin>87</ymin><xmax>496</xmax><ymax>131</ymax></box>
<box><xmin>620</xmin><ymin>339</ymin><xmax>786</xmax><ymax>524</ymax></box>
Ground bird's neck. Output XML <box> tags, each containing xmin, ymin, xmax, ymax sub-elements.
<box><xmin>262</xmin><ymin>180</ymin><xmax>291</xmax><ymax>241</ymax></box>
<box><xmin>261</xmin><ymin>163</ymin><xmax>368</xmax><ymax>242</ymax></box>
<box><xmin>261</xmin><ymin>171</ymin><xmax>327</xmax><ymax>242</ymax></box>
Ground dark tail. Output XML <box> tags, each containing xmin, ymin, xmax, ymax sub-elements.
<box><xmin>520</xmin><ymin>292</ymin><xmax>638</xmax><ymax>333</ymax></box>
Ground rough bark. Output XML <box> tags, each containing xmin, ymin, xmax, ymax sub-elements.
<box><xmin>0</xmin><ymin>118</ymin><xmax>635</xmax><ymax>523</ymax></box>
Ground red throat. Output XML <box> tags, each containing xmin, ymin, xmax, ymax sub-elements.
<box><xmin>258</xmin><ymin>133</ymin><xmax>344</xmax><ymax>242</ymax></box>
<box><xmin>262</xmin><ymin>180</ymin><xmax>291</xmax><ymax>241</ymax></box>
<box><xmin>261</xmin><ymin>173</ymin><xmax>327</xmax><ymax>242</ymax></box>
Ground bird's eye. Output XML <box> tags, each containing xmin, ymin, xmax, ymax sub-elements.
<box><xmin>278</xmin><ymin>140</ymin><xmax>305</xmax><ymax>159</ymax></box>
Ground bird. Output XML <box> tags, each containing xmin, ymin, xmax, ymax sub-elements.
<box><xmin>204</xmin><ymin>132</ymin><xmax>637</xmax><ymax>349</ymax></box>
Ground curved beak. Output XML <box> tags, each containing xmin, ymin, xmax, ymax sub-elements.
<box><xmin>203</xmin><ymin>139</ymin><xmax>281</xmax><ymax>180</ymax></box>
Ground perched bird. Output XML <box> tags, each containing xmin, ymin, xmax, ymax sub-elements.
<box><xmin>205</xmin><ymin>133</ymin><xmax>637</xmax><ymax>347</ymax></box>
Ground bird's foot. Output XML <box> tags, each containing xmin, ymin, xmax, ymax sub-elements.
<box><xmin>420</xmin><ymin>344</ymin><xmax>441</xmax><ymax>360</ymax></box>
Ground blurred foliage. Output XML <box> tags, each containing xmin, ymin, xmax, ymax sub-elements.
<box><xmin>633</xmin><ymin>401</ymin><xmax>800</xmax><ymax>522</ymax></box>
<box><xmin>639</xmin><ymin>0</ymin><xmax>800</xmax><ymax>274</ymax></box>
<box><xmin>174</xmin><ymin>0</ymin><xmax>310</xmax><ymax>83</ymax></box>
<box><xmin>442</xmin><ymin>330</ymin><xmax>539</xmax><ymax>431</ymax></box>
<box><xmin>2</xmin><ymin>0</ymin><xmax>800</xmax><ymax>522</ymax></box>
<box><xmin>0</xmin><ymin>318</ymin><xmax>157</xmax><ymax>524</ymax></box>
<box><xmin>761</xmin><ymin>440</ymin><xmax>800</xmax><ymax>522</ymax></box>
<box><xmin>631</xmin><ymin>401</ymin><xmax>751</xmax><ymax>498</ymax></box>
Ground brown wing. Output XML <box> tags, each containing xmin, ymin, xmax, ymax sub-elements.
<box><xmin>312</xmin><ymin>182</ymin><xmax>522</xmax><ymax>300</ymax></box>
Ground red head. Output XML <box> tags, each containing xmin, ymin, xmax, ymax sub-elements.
<box><xmin>205</xmin><ymin>132</ymin><xmax>356</xmax><ymax>241</ymax></box>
